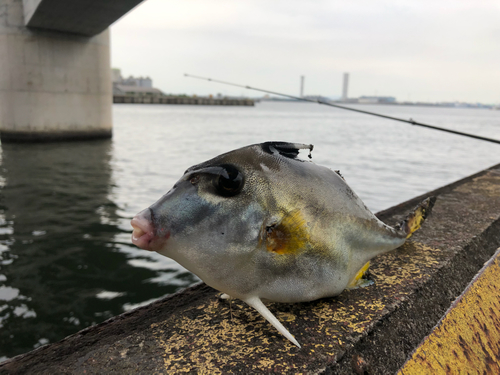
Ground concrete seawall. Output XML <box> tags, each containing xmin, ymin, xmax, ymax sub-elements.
<box><xmin>113</xmin><ymin>95</ymin><xmax>255</xmax><ymax>106</ymax></box>
<box><xmin>1</xmin><ymin>163</ymin><xmax>499</xmax><ymax>374</ymax></box>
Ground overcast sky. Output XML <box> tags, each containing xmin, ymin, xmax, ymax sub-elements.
<box><xmin>110</xmin><ymin>0</ymin><xmax>500</xmax><ymax>104</ymax></box>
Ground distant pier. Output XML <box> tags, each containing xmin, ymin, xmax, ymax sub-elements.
<box><xmin>113</xmin><ymin>95</ymin><xmax>255</xmax><ymax>106</ymax></box>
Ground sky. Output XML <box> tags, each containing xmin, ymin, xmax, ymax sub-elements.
<box><xmin>110</xmin><ymin>0</ymin><xmax>500</xmax><ymax>104</ymax></box>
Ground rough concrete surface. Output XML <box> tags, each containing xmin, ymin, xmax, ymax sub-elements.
<box><xmin>399</xmin><ymin>247</ymin><xmax>500</xmax><ymax>374</ymax></box>
<box><xmin>1</xmin><ymin>164</ymin><xmax>499</xmax><ymax>374</ymax></box>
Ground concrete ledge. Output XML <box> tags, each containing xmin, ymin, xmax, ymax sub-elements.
<box><xmin>399</xmin><ymin>247</ymin><xmax>500</xmax><ymax>373</ymax></box>
<box><xmin>0</xmin><ymin>129</ymin><xmax>112</xmax><ymax>143</ymax></box>
<box><xmin>1</xmin><ymin>163</ymin><xmax>499</xmax><ymax>374</ymax></box>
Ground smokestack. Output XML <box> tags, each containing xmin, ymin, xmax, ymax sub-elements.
<box><xmin>300</xmin><ymin>76</ymin><xmax>304</xmax><ymax>97</ymax></box>
<box><xmin>342</xmin><ymin>73</ymin><xmax>349</xmax><ymax>101</ymax></box>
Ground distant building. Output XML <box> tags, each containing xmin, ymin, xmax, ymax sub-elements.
<box><xmin>113</xmin><ymin>85</ymin><xmax>162</xmax><ymax>96</ymax></box>
<box><xmin>112</xmin><ymin>68</ymin><xmax>161</xmax><ymax>96</ymax></box>
<box><xmin>112</xmin><ymin>68</ymin><xmax>122</xmax><ymax>83</ymax></box>
<box><xmin>358</xmin><ymin>96</ymin><xmax>396</xmax><ymax>104</ymax></box>
<box><xmin>303</xmin><ymin>95</ymin><xmax>331</xmax><ymax>102</ymax></box>
<box><xmin>121</xmin><ymin>76</ymin><xmax>152</xmax><ymax>88</ymax></box>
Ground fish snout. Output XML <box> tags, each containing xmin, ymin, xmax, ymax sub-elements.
<box><xmin>131</xmin><ymin>208</ymin><xmax>158</xmax><ymax>251</ymax></box>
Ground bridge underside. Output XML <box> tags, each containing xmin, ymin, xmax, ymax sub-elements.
<box><xmin>23</xmin><ymin>0</ymin><xmax>143</xmax><ymax>36</ymax></box>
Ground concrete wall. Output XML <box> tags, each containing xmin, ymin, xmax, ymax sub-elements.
<box><xmin>0</xmin><ymin>0</ymin><xmax>112</xmax><ymax>142</ymax></box>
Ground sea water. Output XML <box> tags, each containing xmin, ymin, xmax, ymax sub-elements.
<box><xmin>0</xmin><ymin>101</ymin><xmax>498</xmax><ymax>359</ymax></box>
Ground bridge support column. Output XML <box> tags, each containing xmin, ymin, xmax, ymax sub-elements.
<box><xmin>0</xmin><ymin>0</ymin><xmax>112</xmax><ymax>142</ymax></box>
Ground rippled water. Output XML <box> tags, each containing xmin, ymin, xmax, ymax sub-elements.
<box><xmin>0</xmin><ymin>102</ymin><xmax>498</xmax><ymax>360</ymax></box>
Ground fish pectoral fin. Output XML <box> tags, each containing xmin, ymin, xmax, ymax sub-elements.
<box><xmin>347</xmin><ymin>261</ymin><xmax>372</xmax><ymax>289</ymax></box>
<box><xmin>244</xmin><ymin>296</ymin><xmax>301</xmax><ymax>348</ymax></box>
<box><xmin>347</xmin><ymin>278</ymin><xmax>374</xmax><ymax>289</ymax></box>
<box><xmin>219</xmin><ymin>293</ymin><xmax>232</xmax><ymax>300</ymax></box>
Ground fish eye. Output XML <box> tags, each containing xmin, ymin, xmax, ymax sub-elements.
<box><xmin>214</xmin><ymin>164</ymin><xmax>244</xmax><ymax>197</ymax></box>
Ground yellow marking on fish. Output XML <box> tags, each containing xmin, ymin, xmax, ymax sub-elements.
<box><xmin>347</xmin><ymin>261</ymin><xmax>370</xmax><ymax>288</ymax></box>
<box><xmin>265</xmin><ymin>209</ymin><xmax>310</xmax><ymax>255</ymax></box>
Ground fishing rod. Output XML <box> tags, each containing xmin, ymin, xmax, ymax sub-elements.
<box><xmin>185</xmin><ymin>74</ymin><xmax>500</xmax><ymax>145</ymax></box>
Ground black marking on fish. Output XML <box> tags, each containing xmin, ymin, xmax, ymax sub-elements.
<box><xmin>261</xmin><ymin>142</ymin><xmax>314</xmax><ymax>160</ymax></box>
<box><xmin>335</xmin><ymin>170</ymin><xmax>344</xmax><ymax>180</ymax></box>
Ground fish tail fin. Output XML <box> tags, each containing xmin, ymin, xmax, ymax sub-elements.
<box><xmin>244</xmin><ymin>296</ymin><xmax>301</xmax><ymax>348</ymax></box>
<box><xmin>396</xmin><ymin>196</ymin><xmax>436</xmax><ymax>239</ymax></box>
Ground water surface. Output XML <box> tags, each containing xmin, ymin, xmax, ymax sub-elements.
<box><xmin>0</xmin><ymin>102</ymin><xmax>498</xmax><ymax>360</ymax></box>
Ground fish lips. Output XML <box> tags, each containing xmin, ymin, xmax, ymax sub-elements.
<box><xmin>131</xmin><ymin>182</ymin><xmax>195</xmax><ymax>252</ymax></box>
<box><xmin>131</xmin><ymin>207</ymin><xmax>170</xmax><ymax>251</ymax></box>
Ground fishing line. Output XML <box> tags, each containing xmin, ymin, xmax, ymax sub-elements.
<box><xmin>185</xmin><ymin>73</ymin><xmax>500</xmax><ymax>145</ymax></box>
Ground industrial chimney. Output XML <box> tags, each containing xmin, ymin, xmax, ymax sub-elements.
<box><xmin>342</xmin><ymin>73</ymin><xmax>349</xmax><ymax>102</ymax></box>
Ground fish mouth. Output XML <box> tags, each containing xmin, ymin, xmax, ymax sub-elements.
<box><xmin>131</xmin><ymin>210</ymin><xmax>156</xmax><ymax>251</ymax></box>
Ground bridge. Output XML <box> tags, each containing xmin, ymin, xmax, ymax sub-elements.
<box><xmin>0</xmin><ymin>0</ymin><xmax>143</xmax><ymax>142</ymax></box>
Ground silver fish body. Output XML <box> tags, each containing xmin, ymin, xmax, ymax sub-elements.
<box><xmin>131</xmin><ymin>142</ymin><xmax>434</xmax><ymax>347</ymax></box>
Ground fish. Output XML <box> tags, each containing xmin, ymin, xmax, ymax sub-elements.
<box><xmin>131</xmin><ymin>141</ymin><xmax>436</xmax><ymax>348</ymax></box>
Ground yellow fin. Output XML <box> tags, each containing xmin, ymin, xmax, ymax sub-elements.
<box><xmin>347</xmin><ymin>261</ymin><xmax>371</xmax><ymax>289</ymax></box>
<box><xmin>406</xmin><ymin>214</ymin><xmax>424</xmax><ymax>238</ymax></box>
<box><xmin>402</xmin><ymin>197</ymin><xmax>436</xmax><ymax>239</ymax></box>
<box><xmin>264</xmin><ymin>209</ymin><xmax>309</xmax><ymax>255</ymax></box>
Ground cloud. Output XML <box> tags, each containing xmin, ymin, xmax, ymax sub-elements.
<box><xmin>112</xmin><ymin>0</ymin><xmax>500</xmax><ymax>103</ymax></box>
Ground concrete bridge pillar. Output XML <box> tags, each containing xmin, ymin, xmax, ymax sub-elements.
<box><xmin>0</xmin><ymin>0</ymin><xmax>112</xmax><ymax>142</ymax></box>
